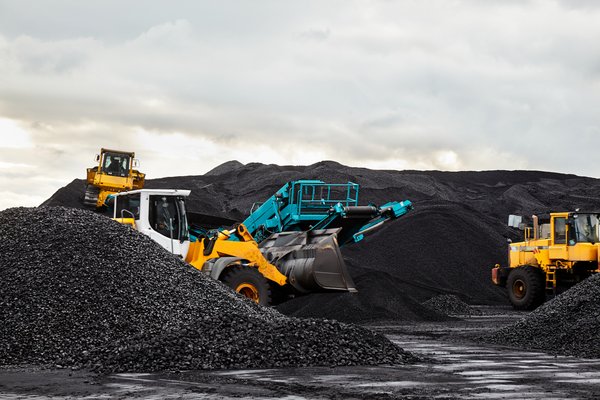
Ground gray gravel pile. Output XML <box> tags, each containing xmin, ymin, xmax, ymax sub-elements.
<box><xmin>422</xmin><ymin>294</ymin><xmax>481</xmax><ymax>317</ymax></box>
<box><xmin>0</xmin><ymin>206</ymin><xmax>414</xmax><ymax>372</ymax></box>
<box><xmin>488</xmin><ymin>274</ymin><xmax>600</xmax><ymax>357</ymax></box>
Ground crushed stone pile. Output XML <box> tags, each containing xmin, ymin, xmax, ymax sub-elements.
<box><xmin>0</xmin><ymin>206</ymin><xmax>415</xmax><ymax>373</ymax></box>
<box><xmin>488</xmin><ymin>274</ymin><xmax>600</xmax><ymax>358</ymax></box>
<box><xmin>422</xmin><ymin>294</ymin><xmax>481</xmax><ymax>317</ymax></box>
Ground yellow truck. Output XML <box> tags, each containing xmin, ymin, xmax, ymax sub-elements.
<box><xmin>492</xmin><ymin>212</ymin><xmax>600</xmax><ymax>309</ymax></box>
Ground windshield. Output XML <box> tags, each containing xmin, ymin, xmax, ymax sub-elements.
<box><xmin>149</xmin><ymin>195</ymin><xmax>189</xmax><ymax>242</ymax></box>
<box><xmin>102</xmin><ymin>152</ymin><xmax>130</xmax><ymax>177</ymax></box>
<box><xmin>574</xmin><ymin>214</ymin><xmax>600</xmax><ymax>243</ymax></box>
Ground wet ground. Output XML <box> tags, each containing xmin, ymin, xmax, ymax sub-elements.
<box><xmin>2</xmin><ymin>306</ymin><xmax>600</xmax><ymax>399</ymax></box>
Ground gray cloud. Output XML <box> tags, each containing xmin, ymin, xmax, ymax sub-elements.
<box><xmin>1</xmin><ymin>1</ymin><xmax>600</xmax><ymax>209</ymax></box>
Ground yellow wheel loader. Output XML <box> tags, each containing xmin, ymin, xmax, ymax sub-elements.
<box><xmin>83</xmin><ymin>148</ymin><xmax>145</xmax><ymax>208</ymax></box>
<box><xmin>492</xmin><ymin>212</ymin><xmax>600</xmax><ymax>310</ymax></box>
<box><xmin>111</xmin><ymin>182</ymin><xmax>413</xmax><ymax>306</ymax></box>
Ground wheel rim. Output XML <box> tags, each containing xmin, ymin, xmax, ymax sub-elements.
<box><xmin>236</xmin><ymin>283</ymin><xmax>260</xmax><ymax>303</ymax></box>
<box><xmin>512</xmin><ymin>279</ymin><xmax>527</xmax><ymax>299</ymax></box>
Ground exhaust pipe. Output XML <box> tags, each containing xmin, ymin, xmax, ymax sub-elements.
<box><xmin>259</xmin><ymin>228</ymin><xmax>357</xmax><ymax>293</ymax></box>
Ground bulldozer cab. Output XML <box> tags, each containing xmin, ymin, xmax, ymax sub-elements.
<box><xmin>98</xmin><ymin>149</ymin><xmax>134</xmax><ymax>177</ymax></box>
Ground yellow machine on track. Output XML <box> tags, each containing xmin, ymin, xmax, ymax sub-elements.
<box><xmin>492</xmin><ymin>212</ymin><xmax>600</xmax><ymax>310</ymax></box>
<box><xmin>84</xmin><ymin>148</ymin><xmax>145</xmax><ymax>208</ymax></box>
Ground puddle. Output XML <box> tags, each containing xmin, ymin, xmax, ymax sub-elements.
<box><xmin>352</xmin><ymin>380</ymin><xmax>433</xmax><ymax>388</ymax></box>
<box><xmin>556</xmin><ymin>378</ymin><xmax>600</xmax><ymax>384</ymax></box>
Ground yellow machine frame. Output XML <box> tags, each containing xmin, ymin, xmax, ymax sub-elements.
<box><xmin>113</xmin><ymin>218</ymin><xmax>287</xmax><ymax>287</ymax></box>
<box><xmin>184</xmin><ymin>224</ymin><xmax>288</xmax><ymax>286</ymax></box>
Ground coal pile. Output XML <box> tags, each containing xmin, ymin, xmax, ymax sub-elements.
<box><xmin>342</xmin><ymin>203</ymin><xmax>509</xmax><ymax>306</ymax></box>
<box><xmin>277</xmin><ymin>266</ymin><xmax>451</xmax><ymax>323</ymax></box>
<box><xmin>488</xmin><ymin>274</ymin><xmax>600</xmax><ymax>358</ymax></box>
<box><xmin>43</xmin><ymin>161</ymin><xmax>600</xmax><ymax>322</ymax></box>
<box><xmin>422</xmin><ymin>294</ymin><xmax>481</xmax><ymax>317</ymax></box>
<box><xmin>0</xmin><ymin>206</ymin><xmax>414</xmax><ymax>372</ymax></box>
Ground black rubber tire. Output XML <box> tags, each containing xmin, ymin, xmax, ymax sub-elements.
<box><xmin>507</xmin><ymin>266</ymin><xmax>545</xmax><ymax>310</ymax></box>
<box><xmin>220</xmin><ymin>265</ymin><xmax>272</xmax><ymax>306</ymax></box>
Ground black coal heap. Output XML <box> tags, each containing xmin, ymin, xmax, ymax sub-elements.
<box><xmin>488</xmin><ymin>273</ymin><xmax>600</xmax><ymax>358</ymax></box>
<box><xmin>0</xmin><ymin>206</ymin><xmax>413</xmax><ymax>372</ymax></box>
<box><xmin>42</xmin><ymin>161</ymin><xmax>600</xmax><ymax>322</ymax></box>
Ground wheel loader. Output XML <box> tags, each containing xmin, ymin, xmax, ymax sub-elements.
<box><xmin>492</xmin><ymin>212</ymin><xmax>600</xmax><ymax>310</ymax></box>
<box><xmin>83</xmin><ymin>148</ymin><xmax>145</xmax><ymax>208</ymax></box>
<box><xmin>111</xmin><ymin>180</ymin><xmax>413</xmax><ymax>305</ymax></box>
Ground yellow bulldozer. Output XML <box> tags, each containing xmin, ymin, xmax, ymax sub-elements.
<box><xmin>492</xmin><ymin>212</ymin><xmax>600</xmax><ymax>310</ymax></box>
<box><xmin>83</xmin><ymin>148</ymin><xmax>145</xmax><ymax>208</ymax></box>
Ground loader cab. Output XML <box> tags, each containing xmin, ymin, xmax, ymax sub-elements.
<box><xmin>549</xmin><ymin>212</ymin><xmax>600</xmax><ymax>260</ymax></box>
<box><xmin>113</xmin><ymin>189</ymin><xmax>191</xmax><ymax>258</ymax></box>
<box><xmin>551</xmin><ymin>212</ymin><xmax>600</xmax><ymax>246</ymax></box>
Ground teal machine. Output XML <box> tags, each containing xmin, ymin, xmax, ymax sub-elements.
<box><xmin>187</xmin><ymin>180</ymin><xmax>413</xmax><ymax>294</ymax></box>
<box><xmin>241</xmin><ymin>180</ymin><xmax>413</xmax><ymax>244</ymax></box>
<box><xmin>235</xmin><ymin>180</ymin><xmax>413</xmax><ymax>293</ymax></box>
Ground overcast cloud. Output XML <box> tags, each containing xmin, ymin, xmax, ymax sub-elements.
<box><xmin>1</xmin><ymin>0</ymin><xmax>600</xmax><ymax>210</ymax></box>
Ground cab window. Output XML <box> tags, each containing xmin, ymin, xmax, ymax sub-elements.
<box><xmin>554</xmin><ymin>217</ymin><xmax>566</xmax><ymax>244</ymax></box>
<box><xmin>115</xmin><ymin>193</ymin><xmax>140</xmax><ymax>220</ymax></box>
<box><xmin>149</xmin><ymin>195</ymin><xmax>180</xmax><ymax>239</ymax></box>
<box><xmin>102</xmin><ymin>153</ymin><xmax>130</xmax><ymax>177</ymax></box>
<box><xmin>574</xmin><ymin>214</ymin><xmax>599</xmax><ymax>243</ymax></box>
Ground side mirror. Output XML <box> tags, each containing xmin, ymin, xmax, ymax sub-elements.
<box><xmin>95</xmin><ymin>154</ymin><xmax>100</xmax><ymax>162</ymax></box>
<box><xmin>133</xmin><ymin>159</ymin><xmax>140</xmax><ymax>168</ymax></box>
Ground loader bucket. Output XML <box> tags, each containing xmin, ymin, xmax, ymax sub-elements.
<box><xmin>259</xmin><ymin>228</ymin><xmax>357</xmax><ymax>294</ymax></box>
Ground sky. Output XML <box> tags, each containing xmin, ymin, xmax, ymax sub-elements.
<box><xmin>1</xmin><ymin>0</ymin><xmax>600</xmax><ymax>210</ymax></box>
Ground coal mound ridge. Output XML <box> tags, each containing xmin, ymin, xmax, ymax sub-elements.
<box><xmin>277</xmin><ymin>265</ymin><xmax>451</xmax><ymax>323</ymax></box>
<box><xmin>43</xmin><ymin>161</ymin><xmax>600</xmax><ymax>321</ymax></box>
<box><xmin>422</xmin><ymin>294</ymin><xmax>481</xmax><ymax>317</ymax></box>
<box><xmin>488</xmin><ymin>274</ymin><xmax>600</xmax><ymax>358</ymax></box>
<box><xmin>342</xmin><ymin>202</ymin><xmax>510</xmax><ymax>306</ymax></box>
<box><xmin>0</xmin><ymin>206</ymin><xmax>414</xmax><ymax>372</ymax></box>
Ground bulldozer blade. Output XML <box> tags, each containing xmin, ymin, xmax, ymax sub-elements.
<box><xmin>259</xmin><ymin>229</ymin><xmax>357</xmax><ymax>294</ymax></box>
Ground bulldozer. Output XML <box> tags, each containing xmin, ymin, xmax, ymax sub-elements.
<box><xmin>83</xmin><ymin>148</ymin><xmax>145</xmax><ymax>208</ymax></box>
<box><xmin>111</xmin><ymin>180</ymin><xmax>413</xmax><ymax>305</ymax></box>
<box><xmin>492</xmin><ymin>212</ymin><xmax>600</xmax><ymax>310</ymax></box>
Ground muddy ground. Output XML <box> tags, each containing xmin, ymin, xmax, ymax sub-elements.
<box><xmin>2</xmin><ymin>305</ymin><xmax>599</xmax><ymax>400</ymax></box>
